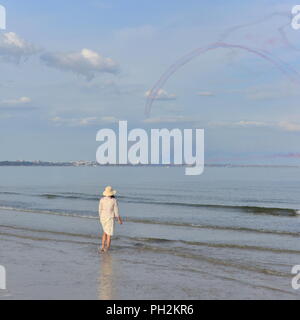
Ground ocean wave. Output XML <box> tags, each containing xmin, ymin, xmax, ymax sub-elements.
<box><xmin>0</xmin><ymin>226</ymin><xmax>293</xmax><ymax>279</ymax></box>
<box><xmin>0</xmin><ymin>191</ymin><xmax>21</xmax><ymax>196</ymax></box>
<box><xmin>1</xmin><ymin>224</ymin><xmax>299</xmax><ymax>257</ymax></box>
<box><xmin>131</xmin><ymin>236</ymin><xmax>300</xmax><ymax>255</ymax></box>
<box><xmin>39</xmin><ymin>193</ymin><xmax>300</xmax><ymax>217</ymax></box>
<box><xmin>0</xmin><ymin>191</ymin><xmax>150</xmax><ymax>202</ymax></box>
<box><xmin>128</xmin><ymin>218</ymin><xmax>300</xmax><ymax>237</ymax></box>
<box><xmin>0</xmin><ymin>205</ymin><xmax>299</xmax><ymax>238</ymax></box>
<box><xmin>1</xmin><ymin>190</ymin><xmax>299</xmax><ymax>217</ymax></box>
<box><xmin>39</xmin><ymin>193</ymin><xmax>152</xmax><ymax>203</ymax></box>
<box><xmin>0</xmin><ymin>205</ymin><xmax>98</xmax><ymax>220</ymax></box>
<box><xmin>130</xmin><ymin>201</ymin><xmax>298</xmax><ymax>216</ymax></box>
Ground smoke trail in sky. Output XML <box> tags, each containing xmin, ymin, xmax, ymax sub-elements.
<box><xmin>220</xmin><ymin>12</ymin><xmax>290</xmax><ymax>41</ymax></box>
<box><xmin>220</xmin><ymin>11</ymin><xmax>300</xmax><ymax>52</ymax></box>
<box><xmin>145</xmin><ymin>42</ymin><xmax>300</xmax><ymax>116</ymax></box>
<box><xmin>145</xmin><ymin>12</ymin><xmax>300</xmax><ymax>117</ymax></box>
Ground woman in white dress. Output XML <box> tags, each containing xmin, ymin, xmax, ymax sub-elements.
<box><xmin>99</xmin><ymin>186</ymin><xmax>123</xmax><ymax>252</ymax></box>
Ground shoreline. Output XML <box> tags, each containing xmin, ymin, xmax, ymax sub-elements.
<box><xmin>0</xmin><ymin>209</ymin><xmax>298</xmax><ymax>300</ymax></box>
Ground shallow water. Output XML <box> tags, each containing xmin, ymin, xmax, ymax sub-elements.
<box><xmin>0</xmin><ymin>166</ymin><xmax>300</xmax><ymax>299</ymax></box>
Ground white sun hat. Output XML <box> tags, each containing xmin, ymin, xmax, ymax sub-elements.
<box><xmin>103</xmin><ymin>186</ymin><xmax>117</xmax><ymax>197</ymax></box>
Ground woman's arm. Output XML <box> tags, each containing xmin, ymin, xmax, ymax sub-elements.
<box><xmin>117</xmin><ymin>216</ymin><xmax>123</xmax><ymax>225</ymax></box>
<box><xmin>114</xmin><ymin>200</ymin><xmax>123</xmax><ymax>224</ymax></box>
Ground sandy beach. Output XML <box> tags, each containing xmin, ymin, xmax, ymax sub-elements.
<box><xmin>1</xmin><ymin>207</ymin><xmax>298</xmax><ymax>300</ymax></box>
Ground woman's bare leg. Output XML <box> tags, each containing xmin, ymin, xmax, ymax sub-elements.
<box><xmin>106</xmin><ymin>235</ymin><xmax>111</xmax><ymax>251</ymax></box>
<box><xmin>101</xmin><ymin>233</ymin><xmax>107</xmax><ymax>251</ymax></box>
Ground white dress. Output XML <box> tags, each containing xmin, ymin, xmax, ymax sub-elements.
<box><xmin>99</xmin><ymin>197</ymin><xmax>119</xmax><ymax>236</ymax></box>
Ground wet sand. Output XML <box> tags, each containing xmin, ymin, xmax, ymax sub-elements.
<box><xmin>0</xmin><ymin>209</ymin><xmax>299</xmax><ymax>300</ymax></box>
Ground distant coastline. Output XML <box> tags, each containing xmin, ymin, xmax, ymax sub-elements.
<box><xmin>0</xmin><ymin>160</ymin><xmax>96</xmax><ymax>167</ymax></box>
<box><xmin>0</xmin><ymin>161</ymin><xmax>299</xmax><ymax>168</ymax></box>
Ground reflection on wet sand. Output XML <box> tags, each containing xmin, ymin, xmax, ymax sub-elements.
<box><xmin>98</xmin><ymin>253</ymin><xmax>117</xmax><ymax>300</ymax></box>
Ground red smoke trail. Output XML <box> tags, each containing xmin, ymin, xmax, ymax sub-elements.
<box><xmin>145</xmin><ymin>42</ymin><xmax>300</xmax><ymax>116</ymax></box>
<box><xmin>220</xmin><ymin>12</ymin><xmax>292</xmax><ymax>42</ymax></box>
<box><xmin>220</xmin><ymin>11</ymin><xmax>300</xmax><ymax>52</ymax></box>
<box><xmin>146</xmin><ymin>11</ymin><xmax>300</xmax><ymax>116</ymax></box>
<box><xmin>259</xmin><ymin>48</ymin><xmax>300</xmax><ymax>78</ymax></box>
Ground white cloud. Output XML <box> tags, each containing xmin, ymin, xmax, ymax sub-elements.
<box><xmin>51</xmin><ymin>116</ymin><xmax>97</xmax><ymax>127</ymax></box>
<box><xmin>196</xmin><ymin>91</ymin><xmax>214</xmax><ymax>96</ymax></box>
<box><xmin>0</xmin><ymin>96</ymin><xmax>32</xmax><ymax>107</ymax></box>
<box><xmin>209</xmin><ymin>120</ymin><xmax>270</xmax><ymax>128</ymax></box>
<box><xmin>41</xmin><ymin>49</ymin><xmax>120</xmax><ymax>80</ymax></box>
<box><xmin>234</xmin><ymin>120</ymin><xmax>268</xmax><ymax>127</ymax></box>
<box><xmin>208</xmin><ymin>120</ymin><xmax>300</xmax><ymax>132</ymax></box>
<box><xmin>145</xmin><ymin>89</ymin><xmax>176</xmax><ymax>101</ymax></box>
<box><xmin>100</xmin><ymin>116</ymin><xmax>119</xmax><ymax>123</ymax></box>
<box><xmin>144</xmin><ymin>116</ymin><xmax>196</xmax><ymax>124</ymax></box>
<box><xmin>0</xmin><ymin>32</ymin><xmax>39</xmax><ymax>62</ymax></box>
<box><xmin>51</xmin><ymin>115</ymin><xmax>119</xmax><ymax>127</ymax></box>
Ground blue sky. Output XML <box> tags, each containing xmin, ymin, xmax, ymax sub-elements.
<box><xmin>0</xmin><ymin>0</ymin><xmax>300</xmax><ymax>163</ymax></box>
